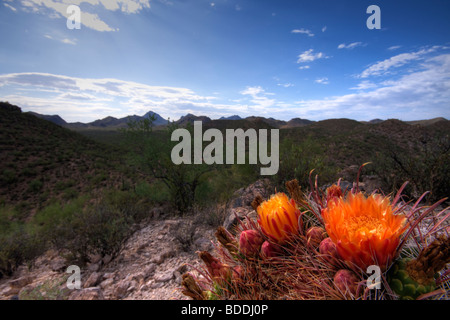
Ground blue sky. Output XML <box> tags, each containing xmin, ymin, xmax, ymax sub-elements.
<box><xmin>0</xmin><ymin>0</ymin><xmax>449</xmax><ymax>122</ymax></box>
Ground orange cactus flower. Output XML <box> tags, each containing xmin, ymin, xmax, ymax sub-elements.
<box><xmin>257</xmin><ymin>193</ymin><xmax>302</xmax><ymax>244</ymax></box>
<box><xmin>322</xmin><ymin>192</ymin><xmax>407</xmax><ymax>271</ymax></box>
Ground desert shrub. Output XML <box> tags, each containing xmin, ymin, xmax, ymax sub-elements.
<box><xmin>60</xmin><ymin>203</ymin><xmax>134</xmax><ymax>264</ymax></box>
<box><xmin>373</xmin><ymin>134</ymin><xmax>450</xmax><ymax>203</ymax></box>
<box><xmin>28</xmin><ymin>179</ymin><xmax>43</xmax><ymax>193</ymax></box>
<box><xmin>122</xmin><ymin>119</ymin><xmax>212</xmax><ymax>213</ymax></box>
<box><xmin>0</xmin><ymin>210</ymin><xmax>46</xmax><ymax>277</ymax></box>
<box><xmin>36</xmin><ymin>191</ymin><xmax>143</xmax><ymax>265</ymax></box>
<box><xmin>1</xmin><ymin>168</ymin><xmax>17</xmax><ymax>186</ymax></box>
<box><xmin>62</xmin><ymin>187</ymin><xmax>78</xmax><ymax>200</ymax></box>
<box><xmin>173</xmin><ymin>220</ymin><xmax>196</xmax><ymax>252</ymax></box>
<box><xmin>19</xmin><ymin>275</ymin><xmax>70</xmax><ymax>300</ymax></box>
<box><xmin>275</xmin><ymin>137</ymin><xmax>338</xmax><ymax>191</ymax></box>
<box><xmin>195</xmin><ymin>164</ymin><xmax>259</xmax><ymax>206</ymax></box>
<box><xmin>134</xmin><ymin>180</ymin><xmax>170</xmax><ymax>203</ymax></box>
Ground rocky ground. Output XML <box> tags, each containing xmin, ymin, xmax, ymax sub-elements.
<box><xmin>0</xmin><ymin>179</ymin><xmax>272</xmax><ymax>300</ymax></box>
<box><xmin>0</xmin><ymin>215</ymin><xmax>217</xmax><ymax>300</ymax></box>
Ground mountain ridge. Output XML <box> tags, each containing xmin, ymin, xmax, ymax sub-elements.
<box><xmin>21</xmin><ymin>105</ymin><xmax>449</xmax><ymax>130</ymax></box>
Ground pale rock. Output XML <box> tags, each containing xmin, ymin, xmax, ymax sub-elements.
<box><xmin>69</xmin><ymin>287</ymin><xmax>104</xmax><ymax>300</ymax></box>
<box><xmin>9</xmin><ymin>275</ymin><xmax>34</xmax><ymax>289</ymax></box>
<box><xmin>154</xmin><ymin>270</ymin><xmax>174</xmax><ymax>283</ymax></box>
<box><xmin>84</xmin><ymin>272</ymin><xmax>103</xmax><ymax>288</ymax></box>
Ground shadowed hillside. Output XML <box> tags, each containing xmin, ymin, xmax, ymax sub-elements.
<box><xmin>0</xmin><ymin>102</ymin><xmax>133</xmax><ymax>216</ymax></box>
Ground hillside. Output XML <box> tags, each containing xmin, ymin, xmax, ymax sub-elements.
<box><xmin>0</xmin><ymin>102</ymin><xmax>131</xmax><ymax>216</ymax></box>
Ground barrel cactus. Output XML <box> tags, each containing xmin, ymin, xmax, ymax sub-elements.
<box><xmin>388</xmin><ymin>236</ymin><xmax>450</xmax><ymax>300</ymax></box>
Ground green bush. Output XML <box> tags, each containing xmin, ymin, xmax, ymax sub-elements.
<box><xmin>275</xmin><ymin>137</ymin><xmax>338</xmax><ymax>191</ymax></box>
<box><xmin>1</xmin><ymin>169</ymin><xmax>17</xmax><ymax>185</ymax></box>
<box><xmin>34</xmin><ymin>190</ymin><xmax>149</xmax><ymax>266</ymax></box>
<box><xmin>0</xmin><ymin>210</ymin><xmax>46</xmax><ymax>277</ymax></box>
<box><xmin>52</xmin><ymin>201</ymin><xmax>135</xmax><ymax>265</ymax></box>
<box><xmin>28</xmin><ymin>179</ymin><xmax>43</xmax><ymax>193</ymax></box>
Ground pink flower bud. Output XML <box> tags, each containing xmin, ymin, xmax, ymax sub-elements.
<box><xmin>333</xmin><ymin>269</ymin><xmax>359</xmax><ymax>295</ymax></box>
<box><xmin>261</xmin><ymin>241</ymin><xmax>281</xmax><ymax>258</ymax></box>
<box><xmin>319</xmin><ymin>237</ymin><xmax>339</xmax><ymax>262</ymax></box>
<box><xmin>239</xmin><ymin>230</ymin><xmax>264</xmax><ymax>257</ymax></box>
<box><xmin>306</xmin><ymin>226</ymin><xmax>326</xmax><ymax>247</ymax></box>
<box><xmin>198</xmin><ymin>251</ymin><xmax>231</xmax><ymax>281</ymax></box>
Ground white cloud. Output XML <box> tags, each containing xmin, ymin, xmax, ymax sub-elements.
<box><xmin>16</xmin><ymin>0</ymin><xmax>150</xmax><ymax>32</ymax></box>
<box><xmin>4</xmin><ymin>3</ymin><xmax>17</xmax><ymax>11</ymax></box>
<box><xmin>388</xmin><ymin>45</ymin><xmax>402</xmax><ymax>51</ymax></box>
<box><xmin>315</xmin><ymin>77</ymin><xmax>329</xmax><ymax>85</ymax></box>
<box><xmin>337</xmin><ymin>42</ymin><xmax>365</xmax><ymax>50</ymax></box>
<box><xmin>295</xmin><ymin>53</ymin><xmax>450</xmax><ymax>120</ymax></box>
<box><xmin>298</xmin><ymin>65</ymin><xmax>310</xmax><ymax>70</ymax></box>
<box><xmin>322</xmin><ymin>26</ymin><xmax>327</xmax><ymax>32</ymax></box>
<box><xmin>297</xmin><ymin>49</ymin><xmax>328</xmax><ymax>63</ymax></box>
<box><xmin>291</xmin><ymin>28</ymin><xmax>314</xmax><ymax>37</ymax></box>
<box><xmin>240</xmin><ymin>86</ymin><xmax>276</xmax><ymax>110</ymax></box>
<box><xmin>350</xmin><ymin>80</ymin><xmax>377</xmax><ymax>91</ymax></box>
<box><xmin>61</xmin><ymin>38</ymin><xmax>77</xmax><ymax>45</ymax></box>
<box><xmin>44</xmin><ymin>34</ymin><xmax>77</xmax><ymax>45</ymax></box>
<box><xmin>0</xmin><ymin>72</ymin><xmax>225</xmax><ymax>121</ymax></box>
<box><xmin>277</xmin><ymin>83</ymin><xmax>294</xmax><ymax>88</ymax></box>
<box><xmin>359</xmin><ymin>46</ymin><xmax>441</xmax><ymax>78</ymax></box>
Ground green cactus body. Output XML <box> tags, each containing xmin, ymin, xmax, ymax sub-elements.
<box><xmin>388</xmin><ymin>258</ymin><xmax>436</xmax><ymax>300</ymax></box>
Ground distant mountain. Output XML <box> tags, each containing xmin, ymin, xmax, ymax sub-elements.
<box><xmin>245</xmin><ymin>116</ymin><xmax>287</xmax><ymax>128</ymax></box>
<box><xmin>87</xmin><ymin>112</ymin><xmax>169</xmax><ymax>128</ymax></box>
<box><xmin>27</xmin><ymin>111</ymin><xmax>67</xmax><ymax>127</ymax></box>
<box><xmin>281</xmin><ymin>118</ymin><xmax>315</xmax><ymax>128</ymax></box>
<box><xmin>175</xmin><ymin>113</ymin><xmax>212</xmax><ymax>126</ymax></box>
<box><xmin>406</xmin><ymin>117</ymin><xmax>448</xmax><ymax>126</ymax></box>
<box><xmin>89</xmin><ymin>116</ymin><xmax>122</xmax><ymax>128</ymax></box>
<box><xmin>142</xmin><ymin>111</ymin><xmax>169</xmax><ymax>126</ymax></box>
<box><xmin>219</xmin><ymin>115</ymin><xmax>242</xmax><ymax>120</ymax></box>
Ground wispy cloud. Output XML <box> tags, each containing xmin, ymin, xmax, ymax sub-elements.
<box><xmin>387</xmin><ymin>45</ymin><xmax>402</xmax><ymax>51</ymax></box>
<box><xmin>359</xmin><ymin>46</ymin><xmax>441</xmax><ymax>78</ymax></box>
<box><xmin>240</xmin><ymin>86</ymin><xmax>276</xmax><ymax>110</ymax></box>
<box><xmin>337</xmin><ymin>42</ymin><xmax>365</xmax><ymax>50</ymax></box>
<box><xmin>277</xmin><ymin>83</ymin><xmax>294</xmax><ymax>88</ymax></box>
<box><xmin>315</xmin><ymin>77</ymin><xmax>329</xmax><ymax>85</ymax></box>
<box><xmin>16</xmin><ymin>0</ymin><xmax>151</xmax><ymax>32</ymax></box>
<box><xmin>291</xmin><ymin>28</ymin><xmax>314</xmax><ymax>37</ymax></box>
<box><xmin>322</xmin><ymin>26</ymin><xmax>327</xmax><ymax>32</ymax></box>
<box><xmin>0</xmin><ymin>72</ymin><xmax>222</xmax><ymax>121</ymax></box>
<box><xmin>297</xmin><ymin>49</ymin><xmax>328</xmax><ymax>63</ymax></box>
<box><xmin>4</xmin><ymin>2</ymin><xmax>17</xmax><ymax>11</ymax></box>
<box><xmin>350</xmin><ymin>80</ymin><xmax>377</xmax><ymax>91</ymax></box>
<box><xmin>45</xmin><ymin>34</ymin><xmax>77</xmax><ymax>45</ymax></box>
